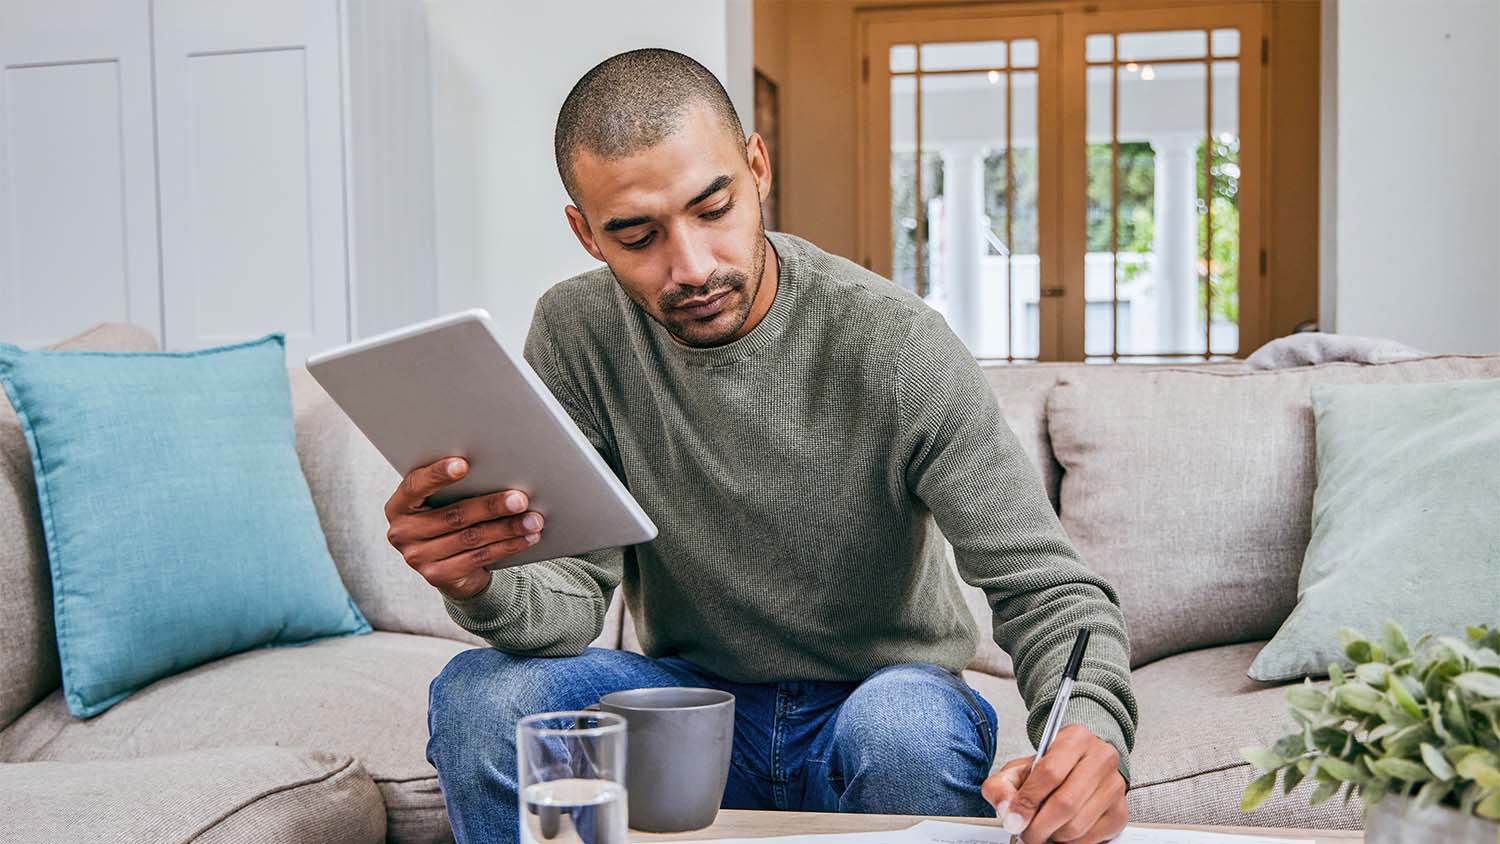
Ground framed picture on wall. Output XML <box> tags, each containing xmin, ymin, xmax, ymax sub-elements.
<box><xmin>754</xmin><ymin>69</ymin><xmax>780</xmax><ymax>231</ymax></box>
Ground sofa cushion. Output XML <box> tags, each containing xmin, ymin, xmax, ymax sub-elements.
<box><xmin>0</xmin><ymin>631</ymin><xmax>469</xmax><ymax>844</ymax></box>
<box><xmin>1250</xmin><ymin>378</ymin><xmax>1500</xmax><ymax>681</ymax></box>
<box><xmin>3</xmin><ymin>745</ymin><xmax>385</xmax><ymax>844</ymax></box>
<box><xmin>0</xmin><ymin>334</ymin><xmax>372</xmax><ymax>717</ymax></box>
<box><xmin>289</xmin><ymin>367</ymin><xmax>626</xmax><ymax>651</ymax></box>
<box><xmin>1046</xmin><ymin>354</ymin><xmax>1500</xmax><ymax>667</ymax></box>
<box><xmin>0</xmin><ymin>323</ymin><xmax>159</xmax><ymax>731</ymax></box>
<box><xmin>964</xmin><ymin>640</ymin><xmax>1360</xmax><ymax>829</ymax></box>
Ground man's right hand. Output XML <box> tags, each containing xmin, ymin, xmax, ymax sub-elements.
<box><xmin>383</xmin><ymin>457</ymin><xmax>545</xmax><ymax>601</ymax></box>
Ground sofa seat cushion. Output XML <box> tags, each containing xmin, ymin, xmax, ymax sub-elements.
<box><xmin>964</xmin><ymin>641</ymin><xmax>1360</xmax><ymax>830</ymax></box>
<box><xmin>3</xmin><ymin>745</ymin><xmax>385</xmax><ymax>844</ymax></box>
<box><xmin>0</xmin><ymin>631</ymin><xmax>471</xmax><ymax>844</ymax></box>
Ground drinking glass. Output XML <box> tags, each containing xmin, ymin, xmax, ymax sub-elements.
<box><xmin>517</xmin><ymin>710</ymin><xmax>628</xmax><ymax>844</ymax></box>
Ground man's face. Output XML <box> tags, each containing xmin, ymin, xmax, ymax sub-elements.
<box><xmin>564</xmin><ymin>105</ymin><xmax>772</xmax><ymax>347</ymax></box>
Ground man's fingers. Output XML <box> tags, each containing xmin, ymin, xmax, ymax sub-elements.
<box><xmin>386</xmin><ymin>457</ymin><xmax>468</xmax><ymax>517</ymax></box>
<box><xmin>1066</xmin><ymin>796</ymin><xmax>1129</xmax><ymax>844</ymax></box>
<box><xmin>411</xmin><ymin>533</ymin><xmax>542</xmax><ymax>587</ymax></box>
<box><xmin>1023</xmin><ymin>743</ymin><xmax>1121</xmax><ymax>844</ymax></box>
<box><xmin>402</xmin><ymin>510</ymin><xmax>543</xmax><ymax>566</ymax></box>
<box><xmin>388</xmin><ymin>488</ymin><xmax>530</xmax><ymax>545</ymax></box>
<box><xmin>1003</xmin><ymin>725</ymin><xmax>1091</xmax><ymax>836</ymax></box>
<box><xmin>1051</xmin><ymin>769</ymin><xmax>1126</xmax><ymax>843</ymax></box>
<box><xmin>981</xmin><ymin>757</ymin><xmax>1029</xmax><ymax>814</ymax></box>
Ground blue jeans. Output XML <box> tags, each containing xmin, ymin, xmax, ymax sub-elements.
<box><xmin>427</xmin><ymin>647</ymin><xmax>999</xmax><ymax>844</ymax></box>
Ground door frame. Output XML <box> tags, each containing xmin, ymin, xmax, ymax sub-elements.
<box><xmin>1058</xmin><ymin>3</ymin><xmax>1266</xmax><ymax>360</ymax></box>
<box><xmin>858</xmin><ymin>11</ymin><xmax>1064</xmax><ymax>360</ymax></box>
<box><xmin>856</xmin><ymin>1</ymin><xmax>1270</xmax><ymax>362</ymax></box>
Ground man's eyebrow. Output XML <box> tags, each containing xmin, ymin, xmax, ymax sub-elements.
<box><xmin>601</xmin><ymin>175</ymin><xmax>735</xmax><ymax>233</ymax></box>
<box><xmin>603</xmin><ymin>214</ymin><xmax>652</xmax><ymax>233</ymax></box>
<box><xmin>684</xmin><ymin>174</ymin><xmax>733</xmax><ymax>210</ymax></box>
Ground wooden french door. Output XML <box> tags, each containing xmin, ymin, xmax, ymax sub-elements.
<box><xmin>858</xmin><ymin>3</ymin><xmax>1267</xmax><ymax>363</ymax></box>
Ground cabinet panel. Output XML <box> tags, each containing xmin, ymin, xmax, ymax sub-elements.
<box><xmin>0</xmin><ymin>0</ymin><xmax>160</xmax><ymax>347</ymax></box>
<box><xmin>153</xmin><ymin>0</ymin><xmax>347</xmax><ymax>358</ymax></box>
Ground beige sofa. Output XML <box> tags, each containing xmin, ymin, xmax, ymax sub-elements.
<box><xmin>4</xmin><ymin>322</ymin><xmax>1498</xmax><ymax>842</ymax></box>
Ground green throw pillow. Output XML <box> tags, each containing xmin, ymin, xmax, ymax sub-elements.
<box><xmin>0</xmin><ymin>334</ymin><xmax>370</xmax><ymax>717</ymax></box>
<box><xmin>1249</xmin><ymin>378</ymin><xmax>1500</xmax><ymax>682</ymax></box>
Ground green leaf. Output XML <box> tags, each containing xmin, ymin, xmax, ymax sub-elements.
<box><xmin>1389</xmin><ymin>676</ymin><xmax>1424</xmax><ymax>720</ymax></box>
<box><xmin>1421</xmin><ymin>743</ymin><xmax>1456</xmax><ymax>781</ymax></box>
<box><xmin>1454</xmin><ymin>671</ymin><xmax>1500</xmax><ymax>699</ymax></box>
<box><xmin>1368</xmin><ymin>757</ymin><xmax>1433</xmax><ymax>784</ymax></box>
<box><xmin>1415</xmin><ymin>779</ymin><xmax>1450</xmax><ymax>808</ymax></box>
<box><xmin>1356</xmin><ymin>662</ymin><xmax>1390</xmax><ymax>688</ymax></box>
<box><xmin>1316</xmin><ymin>756</ymin><xmax>1365</xmax><ymax>783</ymax></box>
<box><xmin>1445</xmin><ymin>690</ymin><xmax>1476</xmax><ymax>743</ymax></box>
<box><xmin>1282</xmin><ymin>763</ymin><xmax>1306</xmax><ymax>795</ymax></box>
<box><xmin>1328</xmin><ymin>663</ymin><xmax>1346</xmax><ymax>687</ymax></box>
<box><xmin>1309</xmin><ymin>779</ymin><xmax>1341</xmax><ymax>805</ymax></box>
<box><xmin>1240</xmin><ymin>770</ymin><xmax>1277</xmax><ymax>813</ymax></box>
<box><xmin>1288</xmin><ymin>685</ymin><xmax>1328</xmax><ymax>712</ymax></box>
<box><xmin>1272</xmin><ymin>734</ymin><xmax>1306</xmax><ymax>761</ymax></box>
<box><xmin>1455</xmin><ymin>754</ymin><xmax>1500</xmax><ymax>790</ymax></box>
<box><xmin>1478</xmin><ymin>790</ymin><xmax>1500</xmax><ymax>820</ymax></box>
<box><xmin>1240</xmin><ymin>746</ymin><xmax>1284</xmax><ymax>772</ymax></box>
<box><xmin>1382</xmin><ymin>723</ymin><xmax>1430</xmax><ymax>758</ymax></box>
<box><xmin>1334</xmin><ymin>684</ymin><xmax>1383</xmax><ymax>715</ymax></box>
<box><xmin>1383</xmin><ymin>621</ymin><xmax>1411</xmax><ymax>661</ymax></box>
<box><xmin>1423</xmin><ymin>658</ymin><xmax>1461</xmax><ymax>700</ymax></box>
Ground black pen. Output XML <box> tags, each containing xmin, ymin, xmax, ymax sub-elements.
<box><xmin>1007</xmin><ymin>628</ymin><xmax>1091</xmax><ymax>843</ymax></box>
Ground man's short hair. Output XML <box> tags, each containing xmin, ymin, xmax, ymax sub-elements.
<box><xmin>555</xmin><ymin>48</ymin><xmax>746</xmax><ymax>204</ymax></box>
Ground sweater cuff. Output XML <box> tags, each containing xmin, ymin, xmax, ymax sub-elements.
<box><xmin>1061</xmin><ymin>697</ymin><xmax>1133</xmax><ymax>786</ymax></box>
<box><xmin>443</xmin><ymin>569</ymin><xmax>519</xmax><ymax>630</ymax></box>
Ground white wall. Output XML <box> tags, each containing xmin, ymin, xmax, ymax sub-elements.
<box><xmin>425</xmin><ymin>0</ymin><xmax>752</xmax><ymax>347</ymax></box>
<box><xmin>1324</xmin><ymin>0</ymin><xmax>1500</xmax><ymax>353</ymax></box>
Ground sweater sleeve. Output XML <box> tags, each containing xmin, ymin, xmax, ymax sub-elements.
<box><xmin>441</xmin><ymin>302</ymin><xmax>625</xmax><ymax>657</ymax></box>
<box><xmin>895</xmin><ymin>306</ymin><xmax>1138</xmax><ymax>782</ymax></box>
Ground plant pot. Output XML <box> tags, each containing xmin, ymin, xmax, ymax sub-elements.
<box><xmin>1365</xmin><ymin>794</ymin><xmax>1500</xmax><ymax>844</ymax></box>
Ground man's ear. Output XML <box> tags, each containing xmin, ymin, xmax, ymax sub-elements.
<box><xmin>745</xmin><ymin>132</ymin><xmax>773</xmax><ymax>203</ymax></box>
<box><xmin>565</xmin><ymin>205</ymin><xmax>607</xmax><ymax>263</ymax></box>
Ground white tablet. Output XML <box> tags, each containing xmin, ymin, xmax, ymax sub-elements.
<box><xmin>305</xmin><ymin>309</ymin><xmax>657</xmax><ymax>570</ymax></box>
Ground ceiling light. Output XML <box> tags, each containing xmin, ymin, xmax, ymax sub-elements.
<box><xmin>988</xmin><ymin>70</ymin><xmax>1000</xmax><ymax>84</ymax></box>
<box><xmin>1141</xmin><ymin>65</ymin><xmax>1156</xmax><ymax>80</ymax></box>
<box><xmin>1126</xmin><ymin>62</ymin><xmax>1139</xmax><ymax>73</ymax></box>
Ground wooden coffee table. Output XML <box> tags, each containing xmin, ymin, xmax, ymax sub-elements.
<box><xmin>632</xmin><ymin>810</ymin><xmax>1364</xmax><ymax>843</ymax></box>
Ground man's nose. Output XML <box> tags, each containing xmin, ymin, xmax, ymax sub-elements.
<box><xmin>666</xmin><ymin>231</ymin><xmax>717</xmax><ymax>288</ymax></box>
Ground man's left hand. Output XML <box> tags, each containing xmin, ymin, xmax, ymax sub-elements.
<box><xmin>980</xmin><ymin>724</ymin><xmax>1127</xmax><ymax>843</ymax></box>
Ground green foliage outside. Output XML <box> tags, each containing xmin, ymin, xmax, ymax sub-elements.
<box><xmin>1199</xmin><ymin>135</ymin><xmax>1241</xmax><ymax>325</ymax></box>
<box><xmin>893</xmin><ymin>134</ymin><xmax>1241</xmax><ymax>327</ymax></box>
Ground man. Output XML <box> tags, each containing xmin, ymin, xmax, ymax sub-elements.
<box><xmin>393</xmin><ymin>49</ymin><xmax>1136</xmax><ymax>844</ymax></box>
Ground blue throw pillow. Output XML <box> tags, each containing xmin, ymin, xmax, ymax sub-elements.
<box><xmin>0</xmin><ymin>334</ymin><xmax>370</xmax><ymax>717</ymax></box>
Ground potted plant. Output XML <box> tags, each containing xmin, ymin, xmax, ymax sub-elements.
<box><xmin>1240</xmin><ymin>623</ymin><xmax>1500</xmax><ymax>843</ymax></box>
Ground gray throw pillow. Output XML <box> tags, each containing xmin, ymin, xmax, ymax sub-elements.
<box><xmin>1248</xmin><ymin>378</ymin><xmax>1500</xmax><ymax>681</ymax></box>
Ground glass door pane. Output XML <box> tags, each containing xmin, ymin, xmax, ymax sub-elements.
<box><xmin>1083</xmin><ymin>27</ymin><xmax>1243</xmax><ymax>360</ymax></box>
<box><xmin>888</xmin><ymin>37</ymin><xmax>1041</xmax><ymax>360</ymax></box>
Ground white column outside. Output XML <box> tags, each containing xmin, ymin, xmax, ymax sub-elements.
<box><xmin>1150</xmin><ymin>133</ymin><xmax>1202</xmax><ymax>353</ymax></box>
<box><xmin>939</xmin><ymin>145</ymin><xmax>987</xmax><ymax>351</ymax></box>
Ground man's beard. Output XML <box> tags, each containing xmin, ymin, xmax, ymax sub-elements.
<box><xmin>656</xmin><ymin>224</ymin><xmax>767</xmax><ymax>349</ymax></box>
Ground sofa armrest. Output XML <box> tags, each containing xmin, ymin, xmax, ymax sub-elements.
<box><xmin>2</xmin><ymin>746</ymin><xmax>385</xmax><ymax>843</ymax></box>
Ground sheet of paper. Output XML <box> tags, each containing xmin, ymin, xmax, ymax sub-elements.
<box><xmin>667</xmin><ymin>818</ymin><xmax>1314</xmax><ymax>844</ymax></box>
<box><xmin>904</xmin><ymin>821</ymin><xmax>1316</xmax><ymax>844</ymax></box>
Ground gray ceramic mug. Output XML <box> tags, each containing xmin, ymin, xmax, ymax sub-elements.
<box><xmin>594</xmin><ymin>687</ymin><xmax>735</xmax><ymax>833</ymax></box>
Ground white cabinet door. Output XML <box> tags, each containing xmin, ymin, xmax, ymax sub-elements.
<box><xmin>152</xmin><ymin>0</ymin><xmax>348</xmax><ymax>359</ymax></box>
<box><xmin>0</xmin><ymin>0</ymin><xmax>161</xmax><ymax>348</ymax></box>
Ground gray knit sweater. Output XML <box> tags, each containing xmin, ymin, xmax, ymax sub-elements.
<box><xmin>445</xmin><ymin>232</ymin><xmax>1137</xmax><ymax>773</ymax></box>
